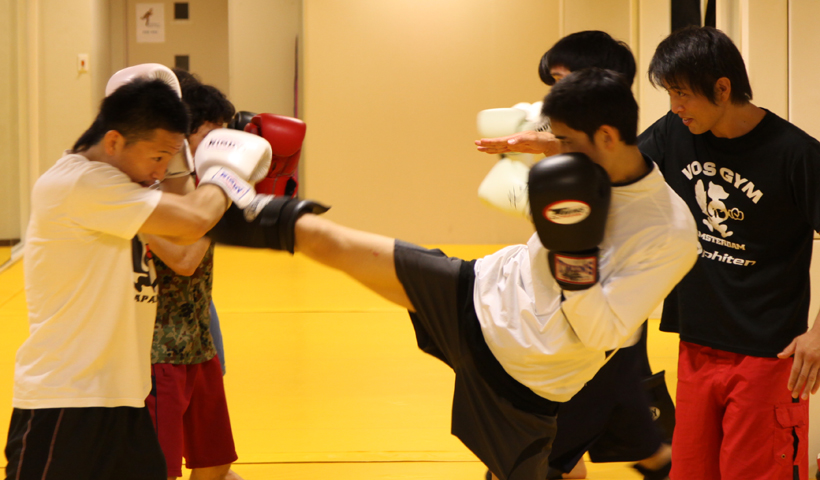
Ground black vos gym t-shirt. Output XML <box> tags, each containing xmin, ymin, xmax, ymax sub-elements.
<box><xmin>639</xmin><ymin>109</ymin><xmax>820</xmax><ymax>357</ymax></box>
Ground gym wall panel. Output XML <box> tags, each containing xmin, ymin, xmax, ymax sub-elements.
<box><xmin>560</xmin><ymin>0</ymin><xmax>633</xmax><ymax>46</ymax></box>
<box><xmin>789</xmin><ymin>0</ymin><xmax>820</xmax><ymax>138</ymax></box>
<box><xmin>8</xmin><ymin>0</ymin><xmax>117</xmax><ymax>256</ymax></box>
<box><xmin>228</xmin><ymin>0</ymin><xmax>302</xmax><ymax>117</ymax></box>
<box><xmin>715</xmin><ymin>0</ymin><xmax>742</xmax><ymax>46</ymax></box>
<box><xmin>126</xmin><ymin>0</ymin><xmax>230</xmax><ymax>95</ymax></box>
<box><xmin>37</xmin><ymin>0</ymin><xmax>96</xmax><ymax>174</ymax></box>
<box><xmin>637</xmin><ymin>0</ymin><xmax>672</xmax><ymax>133</ymax></box>
<box><xmin>742</xmin><ymin>0</ymin><xmax>788</xmax><ymax>119</ymax></box>
<box><xmin>302</xmin><ymin>0</ymin><xmax>558</xmax><ymax>244</ymax></box>
<box><xmin>0</xmin><ymin>0</ymin><xmax>21</xmax><ymax>242</ymax></box>
<box><xmin>14</xmin><ymin>0</ymin><xmax>34</xmax><ymax>255</ymax></box>
<box><xmin>90</xmin><ymin>0</ymin><xmax>113</xmax><ymax>112</ymax></box>
<box><xmin>714</xmin><ymin>0</ymin><xmax>788</xmax><ymax>120</ymax></box>
<box><xmin>109</xmin><ymin>0</ymin><xmax>128</xmax><ymax>75</ymax></box>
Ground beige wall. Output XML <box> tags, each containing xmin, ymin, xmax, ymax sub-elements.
<box><xmin>298</xmin><ymin>0</ymin><xmax>673</xmax><ymax>244</ymax></box>
<box><xmin>790</xmin><ymin>0</ymin><xmax>820</xmax><ymax>138</ymax></box>
<box><xmin>638</xmin><ymin>0</ymin><xmax>672</xmax><ymax>132</ymax></box>
<box><xmin>38</xmin><ymin>0</ymin><xmax>97</xmax><ymax>173</ymax></box>
<box><xmin>302</xmin><ymin>0</ymin><xmax>559</xmax><ymax>244</ymax></box>
<box><xmin>1</xmin><ymin>0</ymin><xmax>113</xmax><ymax>252</ymax></box>
<box><xmin>0</xmin><ymin>0</ymin><xmax>20</xmax><ymax>241</ymax></box>
<box><xmin>91</xmin><ymin>0</ymin><xmax>113</xmax><ymax>108</ymax></box>
<box><xmin>14</xmin><ymin>0</ymin><xmax>34</xmax><ymax>251</ymax></box>
<box><xmin>714</xmin><ymin>0</ymin><xmax>788</xmax><ymax>119</ymax></box>
<box><xmin>126</xmin><ymin>0</ymin><xmax>230</xmax><ymax>94</ymax></box>
<box><xmin>561</xmin><ymin>0</ymin><xmax>635</xmax><ymax>44</ymax></box>
<box><xmin>4</xmin><ymin>0</ymin><xmax>106</xmax><ymax>245</ymax></box>
<box><xmin>2</xmin><ymin>0</ymin><xmax>817</xmax><ymax>247</ymax></box>
<box><xmin>228</xmin><ymin>0</ymin><xmax>302</xmax><ymax>116</ymax></box>
<box><xmin>742</xmin><ymin>0</ymin><xmax>789</xmax><ymax>119</ymax></box>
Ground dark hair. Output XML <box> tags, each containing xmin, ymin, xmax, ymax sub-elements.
<box><xmin>173</xmin><ymin>68</ymin><xmax>235</xmax><ymax>134</ymax></box>
<box><xmin>542</xmin><ymin>68</ymin><xmax>638</xmax><ymax>145</ymax></box>
<box><xmin>539</xmin><ymin>31</ymin><xmax>636</xmax><ymax>86</ymax></box>
<box><xmin>72</xmin><ymin>78</ymin><xmax>189</xmax><ymax>152</ymax></box>
<box><xmin>648</xmin><ymin>26</ymin><xmax>752</xmax><ymax>104</ymax></box>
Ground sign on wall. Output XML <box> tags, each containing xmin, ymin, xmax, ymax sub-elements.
<box><xmin>136</xmin><ymin>3</ymin><xmax>165</xmax><ymax>43</ymax></box>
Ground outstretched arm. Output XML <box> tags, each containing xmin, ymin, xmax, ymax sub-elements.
<box><xmin>475</xmin><ymin>130</ymin><xmax>560</xmax><ymax>156</ymax></box>
<box><xmin>294</xmin><ymin>214</ymin><xmax>414</xmax><ymax>311</ymax></box>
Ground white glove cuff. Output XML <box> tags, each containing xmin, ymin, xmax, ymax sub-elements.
<box><xmin>165</xmin><ymin>140</ymin><xmax>194</xmax><ymax>179</ymax></box>
<box><xmin>198</xmin><ymin>166</ymin><xmax>256</xmax><ymax>209</ymax></box>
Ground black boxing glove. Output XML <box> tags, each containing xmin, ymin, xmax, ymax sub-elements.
<box><xmin>528</xmin><ymin>153</ymin><xmax>611</xmax><ymax>290</ymax></box>
<box><xmin>208</xmin><ymin>194</ymin><xmax>330</xmax><ymax>254</ymax></box>
<box><xmin>227</xmin><ymin>111</ymin><xmax>257</xmax><ymax>131</ymax></box>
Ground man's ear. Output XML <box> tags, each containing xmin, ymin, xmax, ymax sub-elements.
<box><xmin>102</xmin><ymin>130</ymin><xmax>125</xmax><ymax>156</ymax></box>
<box><xmin>595</xmin><ymin>125</ymin><xmax>621</xmax><ymax>150</ymax></box>
<box><xmin>715</xmin><ymin>77</ymin><xmax>732</xmax><ymax>103</ymax></box>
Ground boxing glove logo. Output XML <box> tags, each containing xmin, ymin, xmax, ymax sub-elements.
<box><xmin>211</xmin><ymin>168</ymin><xmax>252</xmax><ymax>199</ymax></box>
<box><xmin>550</xmin><ymin>252</ymin><xmax>598</xmax><ymax>287</ymax></box>
<box><xmin>543</xmin><ymin>200</ymin><xmax>591</xmax><ymax>225</ymax></box>
<box><xmin>206</xmin><ymin>136</ymin><xmax>247</xmax><ymax>152</ymax></box>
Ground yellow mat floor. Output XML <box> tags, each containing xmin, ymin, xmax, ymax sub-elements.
<box><xmin>0</xmin><ymin>245</ymin><xmax>680</xmax><ymax>479</ymax></box>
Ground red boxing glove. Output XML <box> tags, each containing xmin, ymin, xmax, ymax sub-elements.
<box><xmin>245</xmin><ymin>113</ymin><xmax>306</xmax><ymax>198</ymax></box>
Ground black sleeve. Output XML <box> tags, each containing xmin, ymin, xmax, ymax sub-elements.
<box><xmin>638</xmin><ymin>112</ymin><xmax>672</xmax><ymax>170</ymax></box>
<box><xmin>788</xmin><ymin>138</ymin><xmax>820</xmax><ymax>232</ymax></box>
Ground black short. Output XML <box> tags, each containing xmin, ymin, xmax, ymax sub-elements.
<box><xmin>548</xmin><ymin>325</ymin><xmax>663</xmax><ymax>473</ymax></box>
<box><xmin>394</xmin><ymin>240</ymin><xmax>559</xmax><ymax>480</ymax></box>
<box><xmin>5</xmin><ymin>406</ymin><xmax>166</xmax><ymax>480</ymax></box>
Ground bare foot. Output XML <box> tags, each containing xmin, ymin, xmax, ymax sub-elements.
<box><xmin>225</xmin><ymin>470</ymin><xmax>245</xmax><ymax>480</ymax></box>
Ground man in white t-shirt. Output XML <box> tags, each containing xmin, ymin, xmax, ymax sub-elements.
<box><xmin>205</xmin><ymin>68</ymin><xmax>699</xmax><ymax>480</ymax></box>
<box><xmin>5</xmin><ymin>77</ymin><xmax>266</xmax><ymax>480</ymax></box>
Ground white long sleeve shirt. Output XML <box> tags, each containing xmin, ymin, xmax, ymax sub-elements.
<box><xmin>473</xmin><ymin>164</ymin><xmax>699</xmax><ymax>402</ymax></box>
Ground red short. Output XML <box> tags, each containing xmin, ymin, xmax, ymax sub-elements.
<box><xmin>672</xmin><ymin>341</ymin><xmax>808</xmax><ymax>480</ymax></box>
<box><xmin>145</xmin><ymin>356</ymin><xmax>237</xmax><ymax>478</ymax></box>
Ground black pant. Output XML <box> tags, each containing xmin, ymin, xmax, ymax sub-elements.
<box><xmin>5</xmin><ymin>406</ymin><xmax>166</xmax><ymax>480</ymax></box>
<box><xmin>395</xmin><ymin>241</ymin><xmax>559</xmax><ymax>480</ymax></box>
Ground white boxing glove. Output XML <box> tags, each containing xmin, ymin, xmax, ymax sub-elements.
<box><xmin>477</xmin><ymin>103</ymin><xmax>546</xmax><ymax>218</ymax></box>
<box><xmin>105</xmin><ymin>63</ymin><xmax>182</xmax><ymax>97</ymax></box>
<box><xmin>477</xmin><ymin>105</ymin><xmax>545</xmax><ymax>139</ymax></box>
<box><xmin>165</xmin><ymin>141</ymin><xmax>194</xmax><ymax>180</ymax></box>
<box><xmin>477</xmin><ymin>108</ymin><xmax>527</xmax><ymax>139</ymax></box>
<box><xmin>512</xmin><ymin>101</ymin><xmax>544</xmax><ymax>128</ymax></box>
<box><xmin>477</xmin><ymin>157</ymin><xmax>531</xmax><ymax>218</ymax></box>
<box><xmin>195</xmin><ymin>129</ymin><xmax>273</xmax><ymax>208</ymax></box>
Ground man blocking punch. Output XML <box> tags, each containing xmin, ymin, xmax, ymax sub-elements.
<box><xmin>6</xmin><ymin>77</ymin><xmax>271</xmax><ymax>480</ymax></box>
<box><xmin>205</xmin><ymin>68</ymin><xmax>699</xmax><ymax>480</ymax></box>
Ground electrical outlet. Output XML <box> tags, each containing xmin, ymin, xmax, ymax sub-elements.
<box><xmin>78</xmin><ymin>54</ymin><xmax>89</xmax><ymax>73</ymax></box>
